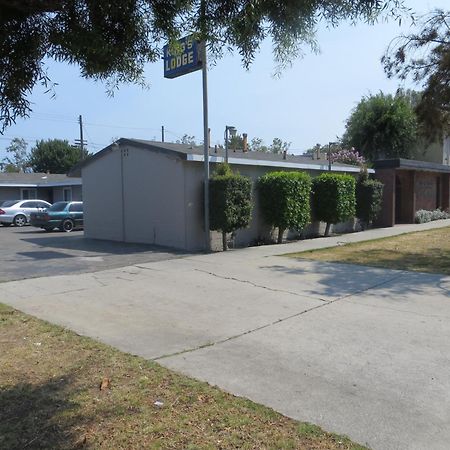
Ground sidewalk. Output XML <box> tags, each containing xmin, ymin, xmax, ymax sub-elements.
<box><xmin>1</xmin><ymin>219</ymin><xmax>449</xmax><ymax>450</ymax></box>
<box><xmin>226</xmin><ymin>219</ymin><xmax>450</xmax><ymax>259</ymax></box>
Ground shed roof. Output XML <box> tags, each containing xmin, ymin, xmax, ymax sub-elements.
<box><xmin>69</xmin><ymin>138</ymin><xmax>368</xmax><ymax>176</ymax></box>
<box><xmin>0</xmin><ymin>172</ymin><xmax>82</xmax><ymax>187</ymax></box>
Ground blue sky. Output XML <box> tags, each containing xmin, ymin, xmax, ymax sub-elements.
<box><xmin>0</xmin><ymin>0</ymin><xmax>445</xmax><ymax>159</ymax></box>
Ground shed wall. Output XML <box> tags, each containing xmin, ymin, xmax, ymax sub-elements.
<box><xmin>83</xmin><ymin>148</ymin><xmax>124</xmax><ymax>241</ymax></box>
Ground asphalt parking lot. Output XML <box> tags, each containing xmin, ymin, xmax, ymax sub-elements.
<box><xmin>0</xmin><ymin>226</ymin><xmax>187</xmax><ymax>282</ymax></box>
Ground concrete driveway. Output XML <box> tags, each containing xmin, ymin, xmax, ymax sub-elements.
<box><xmin>0</xmin><ymin>226</ymin><xmax>186</xmax><ymax>282</ymax></box>
<box><xmin>2</xmin><ymin>221</ymin><xmax>450</xmax><ymax>450</ymax></box>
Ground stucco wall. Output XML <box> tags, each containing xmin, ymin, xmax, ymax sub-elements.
<box><xmin>82</xmin><ymin>145</ymin><xmax>187</xmax><ymax>248</ymax></box>
<box><xmin>121</xmin><ymin>146</ymin><xmax>186</xmax><ymax>248</ymax></box>
<box><xmin>83</xmin><ymin>147</ymin><xmax>124</xmax><ymax>241</ymax></box>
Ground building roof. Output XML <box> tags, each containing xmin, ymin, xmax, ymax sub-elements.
<box><xmin>70</xmin><ymin>138</ymin><xmax>369</xmax><ymax>175</ymax></box>
<box><xmin>0</xmin><ymin>172</ymin><xmax>82</xmax><ymax>187</ymax></box>
<box><xmin>373</xmin><ymin>158</ymin><xmax>450</xmax><ymax>173</ymax></box>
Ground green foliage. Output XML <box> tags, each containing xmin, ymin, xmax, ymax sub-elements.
<box><xmin>342</xmin><ymin>92</ymin><xmax>418</xmax><ymax>161</ymax></box>
<box><xmin>269</xmin><ymin>138</ymin><xmax>291</xmax><ymax>155</ymax></box>
<box><xmin>383</xmin><ymin>10</ymin><xmax>450</xmax><ymax>139</ymax></box>
<box><xmin>1</xmin><ymin>137</ymin><xmax>29</xmax><ymax>172</ymax></box>
<box><xmin>312</xmin><ymin>173</ymin><xmax>356</xmax><ymax>228</ymax></box>
<box><xmin>258</xmin><ymin>171</ymin><xmax>311</xmax><ymax>242</ymax></box>
<box><xmin>0</xmin><ymin>1</ymin><xmax>405</xmax><ymax>131</ymax></box>
<box><xmin>249</xmin><ymin>137</ymin><xmax>269</xmax><ymax>153</ymax></box>
<box><xmin>213</xmin><ymin>162</ymin><xmax>233</xmax><ymax>177</ymax></box>
<box><xmin>29</xmin><ymin>139</ymin><xmax>89</xmax><ymax>174</ymax></box>
<box><xmin>177</xmin><ymin>134</ymin><xmax>197</xmax><ymax>146</ymax></box>
<box><xmin>415</xmin><ymin>209</ymin><xmax>450</xmax><ymax>223</ymax></box>
<box><xmin>356</xmin><ymin>176</ymin><xmax>384</xmax><ymax>227</ymax></box>
<box><xmin>209</xmin><ymin>171</ymin><xmax>252</xmax><ymax>235</ymax></box>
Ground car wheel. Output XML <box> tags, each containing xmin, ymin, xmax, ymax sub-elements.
<box><xmin>1</xmin><ymin>222</ymin><xmax>11</xmax><ymax>227</ymax></box>
<box><xmin>62</xmin><ymin>219</ymin><xmax>74</xmax><ymax>232</ymax></box>
<box><xmin>14</xmin><ymin>214</ymin><xmax>27</xmax><ymax>227</ymax></box>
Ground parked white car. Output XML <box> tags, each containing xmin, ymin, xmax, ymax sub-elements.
<box><xmin>0</xmin><ymin>200</ymin><xmax>52</xmax><ymax>227</ymax></box>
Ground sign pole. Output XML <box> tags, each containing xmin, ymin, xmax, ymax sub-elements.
<box><xmin>201</xmin><ymin>42</ymin><xmax>210</xmax><ymax>252</ymax></box>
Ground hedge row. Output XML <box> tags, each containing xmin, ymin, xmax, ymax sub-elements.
<box><xmin>209</xmin><ymin>165</ymin><xmax>384</xmax><ymax>249</ymax></box>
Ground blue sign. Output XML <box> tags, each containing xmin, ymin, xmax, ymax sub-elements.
<box><xmin>163</xmin><ymin>35</ymin><xmax>203</xmax><ymax>79</ymax></box>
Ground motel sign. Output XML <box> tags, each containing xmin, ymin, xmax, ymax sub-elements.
<box><xmin>163</xmin><ymin>35</ymin><xmax>203</xmax><ymax>79</ymax></box>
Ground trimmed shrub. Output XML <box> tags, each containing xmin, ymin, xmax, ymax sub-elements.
<box><xmin>312</xmin><ymin>173</ymin><xmax>356</xmax><ymax>236</ymax></box>
<box><xmin>209</xmin><ymin>164</ymin><xmax>252</xmax><ymax>250</ymax></box>
<box><xmin>258</xmin><ymin>171</ymin><xmax>311</xmax><ymax>244</ymax></box>
<box><xmin>356</xmin><ymin>174</ymin><xmax>384</xmax><ymax>229</ymax></box>
<box><xmin>415</xmin><ymin>209</ymin><xmax>450</xmax><ymax>224</ymax></box>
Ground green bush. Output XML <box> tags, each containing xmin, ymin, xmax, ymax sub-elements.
<box><xmin>312</xmin><ymin>173</ymin><xmax>356</xmax><ymax>236</ymax></box>
<box><xmin>356</xmin><ymin>174</ymin><xmax>384</xmax><ymax>229</ymax></box>
<box><xmin>209</xmin><ymin>164</ymin><xmax>252</xmax><ymax>250</ymax></box>
<box><xmin>258</xmin><ymin>171</ymin><xmax>311</xmax><ymax>244</ymax></box>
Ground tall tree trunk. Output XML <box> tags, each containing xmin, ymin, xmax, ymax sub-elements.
<box><xmin>324</xmin><ymin>222</ymin><xmax>331</xmax><ymax>237</ymax></box>
<box><xmin>277</xmin><ymin>227</ymin><xmax>284</xmax><ymax>244</ymax></box>
<box><xmin>222</xmin><ymin>231</ymin><xmax>227</xmax><ymax>251</ymax></box>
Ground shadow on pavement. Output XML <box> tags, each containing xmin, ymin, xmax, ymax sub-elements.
<box><xmin>262</xmin><ymin>258</ymin><xmax>450</xmax><ymax>301</ymax></box>
<box><xmin>20</xmin><ymin>233</ymin><xmax>190</xmax><ymax>256</ymax></box>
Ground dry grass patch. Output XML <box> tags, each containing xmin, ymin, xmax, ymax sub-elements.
<box><xmin>0</xmin><ymin>303</ymin><xmax>367</xmax><ymax>450</ymax></box>
<box><xmin>286</xmin><ymin>227</ymin><xmax>450</xmax><ymax>275</ymax></box>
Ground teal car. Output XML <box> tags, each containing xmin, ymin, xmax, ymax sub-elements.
<box><xmin>30</xmin><ymin>201</ymin><xmax>83</xmax><ymax>232</ymax></box>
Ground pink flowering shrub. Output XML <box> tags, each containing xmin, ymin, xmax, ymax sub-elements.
<box><xmin>330</xmin><ymin>148</ymin><xmax>365</xmax><ymax>166</ymax></box>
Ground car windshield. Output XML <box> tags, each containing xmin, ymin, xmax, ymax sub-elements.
<box><xmin>48</xmin><ymin>202</ymin><xmax>68</xmax><ymax>212</ymax></box>
<box><xmin>1</xmin><ymin>200</ymin><xmax>20</xmax><ymax>208</ymax></box>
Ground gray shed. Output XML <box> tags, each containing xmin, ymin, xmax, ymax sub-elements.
<box><xmin>73</xmin><ymin>139</ymin><xmax>363</xmax><ymax>251</ymax></box>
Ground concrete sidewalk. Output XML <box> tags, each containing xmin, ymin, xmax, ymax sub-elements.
<box><xmin>1</xmin><ymin>220</ymin><xmax>450</xmax><ymax>450</ymax></box>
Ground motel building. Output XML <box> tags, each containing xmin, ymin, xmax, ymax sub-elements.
<box><xmin>71</xmin><ymin>139</ymin><xmax>366</xmax><ymax>252</ymax></box>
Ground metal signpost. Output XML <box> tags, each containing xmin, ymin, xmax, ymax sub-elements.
<box><xmin>163</xmin><ymin>36</ymin><xmax>210</xmax><ymax>251</ymax></box>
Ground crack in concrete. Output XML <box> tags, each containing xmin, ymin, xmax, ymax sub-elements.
<box><xmin>193</xmin><ymin>268</ymin><xmax>330</xmax><ymax>303</ymax></box>
<box><xmin>153</xmin><ymin>271</ymin><xmax>406</xmax><ymax>361</ymax></box>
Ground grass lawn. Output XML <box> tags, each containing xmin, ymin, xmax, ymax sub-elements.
<box><xmin>286</xmin><ymin>227</ymin><xmax>450</xmax><ymax>275</ymax></box>
<box><xmin>0</xmin><ymin>303</ymin><xmax>366</xmax><ymax>450</ymax></box>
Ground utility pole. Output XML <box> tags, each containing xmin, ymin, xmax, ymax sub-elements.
<box><xmin>79</xmin><ymin>115</ymin><xmax>84</xmax><ymax>160</ymax></box>
<box><xmin>161</xmin><ymin>125</ymin><xmax>165</xmax><ymax>142</ymax></box>
<box><xmin>74</xmin><ymin>115</ymin><xmax>87</xmax><ymax>158</ymax></box>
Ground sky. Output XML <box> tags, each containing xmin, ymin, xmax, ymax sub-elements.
<box><xmin>0</xmin><ymin>0</ymin><xmax>446</xmax><ymax>160</ymax></box>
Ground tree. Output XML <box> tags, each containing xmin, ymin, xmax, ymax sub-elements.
<box><xmin>329</xmin><ymin>148</ymin><xmax>365</xmax><ymax>166</ymax></box>
<box><xmin>209</xmin><ymin>163</ymin><xmax>252</xmax><ymax>251</ymax></box>
<box><xmin>1</xmin><ymin>137</ymin><xmax>29</xmax><ymax>172</ymax></box>
<box><xmin>177</xmin><ymin>134</ymin><xmax>197</xmax><ymax>146</ymax></box>
<box><xmin>258</xmin><ymin>171</ymin><xmax>311</xmax><ymax>244</ymax></box>
<box><xmin>269</xmin><ymin>138</ymin><xmax>291</xmax><ymax>155</ymax></box>
<box><xmin>355</xmin><ymin>170</ymin><xmax>384</xmax><ymax>229</ymax></box>
<box><xmin>0</xmin><ymin>1</ymin><xmax>405</xmax><ymax>131</ymax></box>
<box><xmin>382</xmin><ymin>10</ymin><xmax>450</xmax><ymax>140</ymax></box>
<box><xmin>28</xmin><ymin>139</ymin><xmax>89</xmax><ymax>173</ymax></box>
<box><xmin>312</xmin><ymin>173</ymin><xmax>356</xmax><ymax>236</ymax></box>
<box><xmin>342</xmin><ymin>92</ymin><xmax>418</xmax><ymax>161</ymax></box>
<box><xmin>249</xmin><ymin>137</ymin><xmax>269</xmax><ymax>153</ymax></box>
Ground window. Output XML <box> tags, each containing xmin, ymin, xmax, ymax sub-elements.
<box><xmin>48</xmin><ymin>202</ymin><xmax>68</xmax><ymax>212</ymax></box>
<box><xmin>69</xmin><ymin>203</ymin><xmax>83</xmax><ymax>212</ymax></box>
<box><xmin>21</xmin><ymin>201</ymin><xmax>37</xmax><ymax>208</ymax></box>
<box><xmin>63</xmin><ymin>187</ymin><xmax>72</xmax><ymax>202</ymax></box>
<box><xmin>21</xmin><ymin>188</ymin><xmax>37</xmax><ymax>200</ymax></box>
